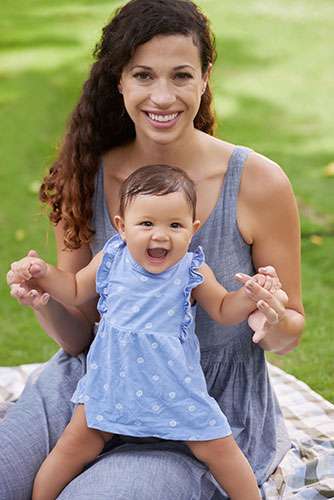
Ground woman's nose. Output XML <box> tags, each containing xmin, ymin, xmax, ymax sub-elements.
<box><xmin>150</xmin><ymin>80</ymin><xmax>176</xmax><ymax>107</ymax></box>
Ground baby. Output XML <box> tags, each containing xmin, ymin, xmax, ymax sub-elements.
<box><xmin>11</xmin><ymin>164</ymin><xmax>276</xmax><ymax>499</ymax></box>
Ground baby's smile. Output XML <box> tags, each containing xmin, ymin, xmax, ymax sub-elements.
<box><xmin>146</xmin><ymin>247</ymin><xmax>169</xmax><ymax>262</ymax></box>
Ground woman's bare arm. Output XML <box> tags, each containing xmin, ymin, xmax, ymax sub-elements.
<box><xmin>13</xmin><ymin>221</ymin><xmax>100</xmax><ymax>356</ymax></box>
<box><xmin>238</xmin><ymin>152</ymin><xmax>305</xmax><ymax>353</ymax></box>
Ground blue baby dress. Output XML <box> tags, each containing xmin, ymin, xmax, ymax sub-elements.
<box><xmin>71</xmin><ymin>233</ymin><xmax>231</xmax><ymax>441</ymax></box>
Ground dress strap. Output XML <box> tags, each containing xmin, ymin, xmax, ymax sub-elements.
<box><xmin>222</xmin><ymin>146</ymin><xmax>253</xmax><ymax>232</ymax></box>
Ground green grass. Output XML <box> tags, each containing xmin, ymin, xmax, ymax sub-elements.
<box><xmin>1</xmin><ymin>0</ymin><xmax>333</xmax><ymax>401</ymax></box>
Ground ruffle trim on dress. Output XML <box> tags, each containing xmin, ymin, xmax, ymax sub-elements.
<box><xmin>180</xmin><ymin>246</ymin><xmax>205</xmax><ymax>343</ymax></box>
<box><xmin>96</xmin><ymin>233</ymin><xmax>125</xmax><ymax>315</ymax></box>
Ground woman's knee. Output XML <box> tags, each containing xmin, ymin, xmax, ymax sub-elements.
<box><xmin>58</xmin><ymin>447</ymin><xmax>206</xmax><ymax>500</ymax></box>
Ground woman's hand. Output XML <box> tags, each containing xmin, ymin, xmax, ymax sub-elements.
<box><xmin>247</xmin><ymin>289</ymin><xmax>288</xmax><ymax>343</ymax></box>
<box><xmin>7</xmin><ymin>250</ymin><xmax>50</xmax><ymax>310</ymax></box>
<box><xmin>236</xmin><ymin>266</ymin><xmax>288</xmax><ymax>343</ymax></box>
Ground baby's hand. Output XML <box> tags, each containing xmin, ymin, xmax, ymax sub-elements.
<box><xmin>236</xmin><ymin>266</ymin><xmax>281</xmax><ymax>295</ymax></box>
<box><xmin>7</xmin><ymin>250</ymin><xmax>50</xmax><ymax>310</ymax></box>
<box><xmin>7</xmin><ymin>250</ymin><xmax>48</xmax><ymax>284</ymax></box>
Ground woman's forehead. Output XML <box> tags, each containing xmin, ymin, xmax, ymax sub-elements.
<box><xmin>126</xmin><ymin>34</ymin><xmax>202</xmax><ymax>69</ymax></box>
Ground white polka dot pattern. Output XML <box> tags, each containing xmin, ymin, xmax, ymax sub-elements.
<box><xmin>73</xmin><ymin>235</ymin><xmax>231</xmax><ymax>441</ymax></box>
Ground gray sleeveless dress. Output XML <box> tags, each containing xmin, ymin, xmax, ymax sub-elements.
<box><xmin>90</xmin><ymin>145</ymin><xmax>291</xmax><ymax>485</ymax></box>
<box><xmin>0</xmin><ymin>146</ymin><xmax>291</xmax><ymax>500</ymax></box>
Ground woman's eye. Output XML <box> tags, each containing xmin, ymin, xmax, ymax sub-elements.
<box><xmin>140</xmin><ymin>221</ymin><xmax>153</xmax><ymax>227</ymax></box>
<box><xmin>170</xmin><ymin>222</ymin><xmax>181</xmax><ymax>229</ymax></box>
<box><xmin>133</xmin><ymin>72</ymin><xmax>152</xmax><ymax>81</ymax></box>
<box><xmin>174</xmin><ymin>72</ymin><xmax>193</xmax><ymax>80</ymax></box>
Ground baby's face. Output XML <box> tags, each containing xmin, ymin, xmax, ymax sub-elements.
<box><xmin>115</xmin><ymin>191</ymin><xmax>200</xmax><ymax>274</ymax></box>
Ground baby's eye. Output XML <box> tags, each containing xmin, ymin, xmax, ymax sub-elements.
<box><xmin>170</xmin><ymin>222</ymin><xmax>182</xmax><ymax>229</ymax></box>
<box><xmin>133</xmin><ymin>71</ymin><xmax>152</xmax><ymax>81</ymax></box>
<box><xmin>140</xmin><ymin>221</ymin><xmax>153</xmax><ymax>227</ymax></box>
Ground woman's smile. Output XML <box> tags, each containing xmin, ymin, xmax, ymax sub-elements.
<box><xmin>144</xmin><ymin>111</ymin><xmax>182</xmax><ymax>129</ymax></box>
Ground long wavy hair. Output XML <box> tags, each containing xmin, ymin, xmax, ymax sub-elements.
<box><xmin>40</xmin><ymin>0</ymin><xmax>217</xmax><ymax>249</ymax></box>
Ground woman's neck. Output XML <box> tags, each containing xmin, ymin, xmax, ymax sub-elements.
<box><xmin>130</xmin><ymin>128</ymin><xmax>208</xmax><ymax>172</ymax></box>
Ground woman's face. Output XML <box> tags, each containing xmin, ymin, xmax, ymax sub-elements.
<box><xmin>118</xmin><ymin>34</ymin><xmax>209</xmax><ymax>146</ymax></box>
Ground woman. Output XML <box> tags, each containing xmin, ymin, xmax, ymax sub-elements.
<box><xmin>2</xmin><ymin>0</ymin><xmax>304</xmax><ymax>498</ymax></box>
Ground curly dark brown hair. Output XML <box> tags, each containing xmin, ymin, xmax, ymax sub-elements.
<box><xmin>40</xmin><ymin>0</ymin><xmax>217</xmax><ymax>249</ymax></box>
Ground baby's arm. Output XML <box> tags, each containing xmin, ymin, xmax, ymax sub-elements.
<box><xmin>9</xmin><ymin>252</ymin><xmax>102</xmax><ymax>306</ymax></box>
<box><xmin>192</xmin><ymin>263</ymin><xmax>274</xmax><ymax>326</ymax></box>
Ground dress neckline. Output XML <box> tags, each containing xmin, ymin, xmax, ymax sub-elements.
<box><xmin>101</xmin><ymin>146</ymin><xmax>241</xmax><ymax>239</ymax></box>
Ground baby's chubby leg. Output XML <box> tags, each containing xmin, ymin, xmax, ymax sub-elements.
<box><xmin>186</xmin><ymin>435</ymin><xmax>261</xmax><ymax>500</ymax></box>
<box><xmin>32</xmin><ymin>404</ymin><xmax>112</xmax><ymax>500</ymax></box>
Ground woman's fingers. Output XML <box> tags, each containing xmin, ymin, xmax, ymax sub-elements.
<box><xmin>10</xmin><ymin>283</ymin><xmax>25</xmax><ymax>299</ymax></box>
<box><xmin>243</xmin><ymin>279</ymin><xmax>273</xmax><ymax>302</ymax></box>
<box><xmin>29</xmin><ymin>291</ymin><xmax>50</xmax><ymax>309</ymax></box>
<box><xmin>236</xmin><ymin>270</ymin><xmax>281</xmax><ymax>294</ymax></box>
<box><xmin>10</xmin><ymin>283</ymin><xmax>50</xmax><ymax>308</ymax></box>
<box><xmin>235</xmin><ymin>272</ymin><xmax>252</xmax><ymax>284</ymax></box>
<box><xmin>257</xmin><ymin>300</ymin><xmax>280</xmax><ymax>324</ymax></box>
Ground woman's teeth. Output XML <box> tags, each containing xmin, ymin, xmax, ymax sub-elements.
<box><xmin>147</xmin><ymin>113</ymin><xmax>178</xmax><ymax>122</ymax></box>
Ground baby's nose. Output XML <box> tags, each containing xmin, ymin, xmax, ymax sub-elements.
<box><xmin>152</xmin><ymin>228</ymin><xmax>169</xmax><ymax>240</ymax></box>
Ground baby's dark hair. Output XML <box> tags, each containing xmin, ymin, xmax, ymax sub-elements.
<box><xmin>119</xmin><ymin>165</ymin><xmax>197</xmax><ymax>221</ymax></box>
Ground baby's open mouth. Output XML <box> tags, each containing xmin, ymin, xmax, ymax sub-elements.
<box><xmin>147</xmin><ymin>248</ymin><xmax>168</xmax><ymax>259</ymax></box>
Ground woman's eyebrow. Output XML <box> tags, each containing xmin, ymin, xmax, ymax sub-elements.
<box><xmin>174</xmin><ymin>64</ymin><xmax>196</xmax><ymax>71</ymax></box>
<box><xmin>129</xmin><ymin>64</ymin><xmax>196</xmax><ymax>71</ymax></box>
<box><xmin>129</xmin><ymin>65</ymin><xmax>151</xmax><ymax>71</ymax></box>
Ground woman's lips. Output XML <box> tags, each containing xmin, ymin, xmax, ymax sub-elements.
<box><xmin>144</xmin><ymin>111</ymin><xmax>181</xmax><ymax>129</ymax></box>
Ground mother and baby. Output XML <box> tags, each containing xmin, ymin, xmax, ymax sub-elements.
<box><xmin>1</xmin><ymin>0</ymin><xmax>304</xmax><ymax>498</ymax></box>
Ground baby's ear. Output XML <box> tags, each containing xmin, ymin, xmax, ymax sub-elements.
<box><xmin>192</xmin><ymin>219</ymin><xmax>201</xmax><ymax>235</ymax></box>
<box><xmin>114</xmin><ymin>215</ymin><xmax>126</xmax><ymax>240</ymax></box>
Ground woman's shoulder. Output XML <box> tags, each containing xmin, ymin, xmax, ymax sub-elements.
<box><xmin>240</xmin><ymin>150</ymin><xmax>293</xmax><ymax>202</ymax></box>
<box><xmin>237</xmin><ymin>149</ymin><xmax>297</xmax><ymax>243</ymax></box>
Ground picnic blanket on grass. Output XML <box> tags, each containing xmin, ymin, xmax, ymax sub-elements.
<box><xmin>0</xmin><ymin>362</ymin><xmax>333</xmax><ymax>499</ymax></box>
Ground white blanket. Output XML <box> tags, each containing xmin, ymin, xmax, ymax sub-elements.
<box><xmin>1</xmin><ymin>363</ymin><xmax>334</xmax><ymax>498</ymax></box>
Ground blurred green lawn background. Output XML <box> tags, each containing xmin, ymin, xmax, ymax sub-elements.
<box><xmin>1</xmin><ymin>1</ymin><xmax>333</xmax><ymax>401</ymax></box>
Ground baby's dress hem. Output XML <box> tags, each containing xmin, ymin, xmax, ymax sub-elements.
<box><xmin>83</xmin><ymin>419</ymin><xmax>232</xmax><ymax>442</ymax></box>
